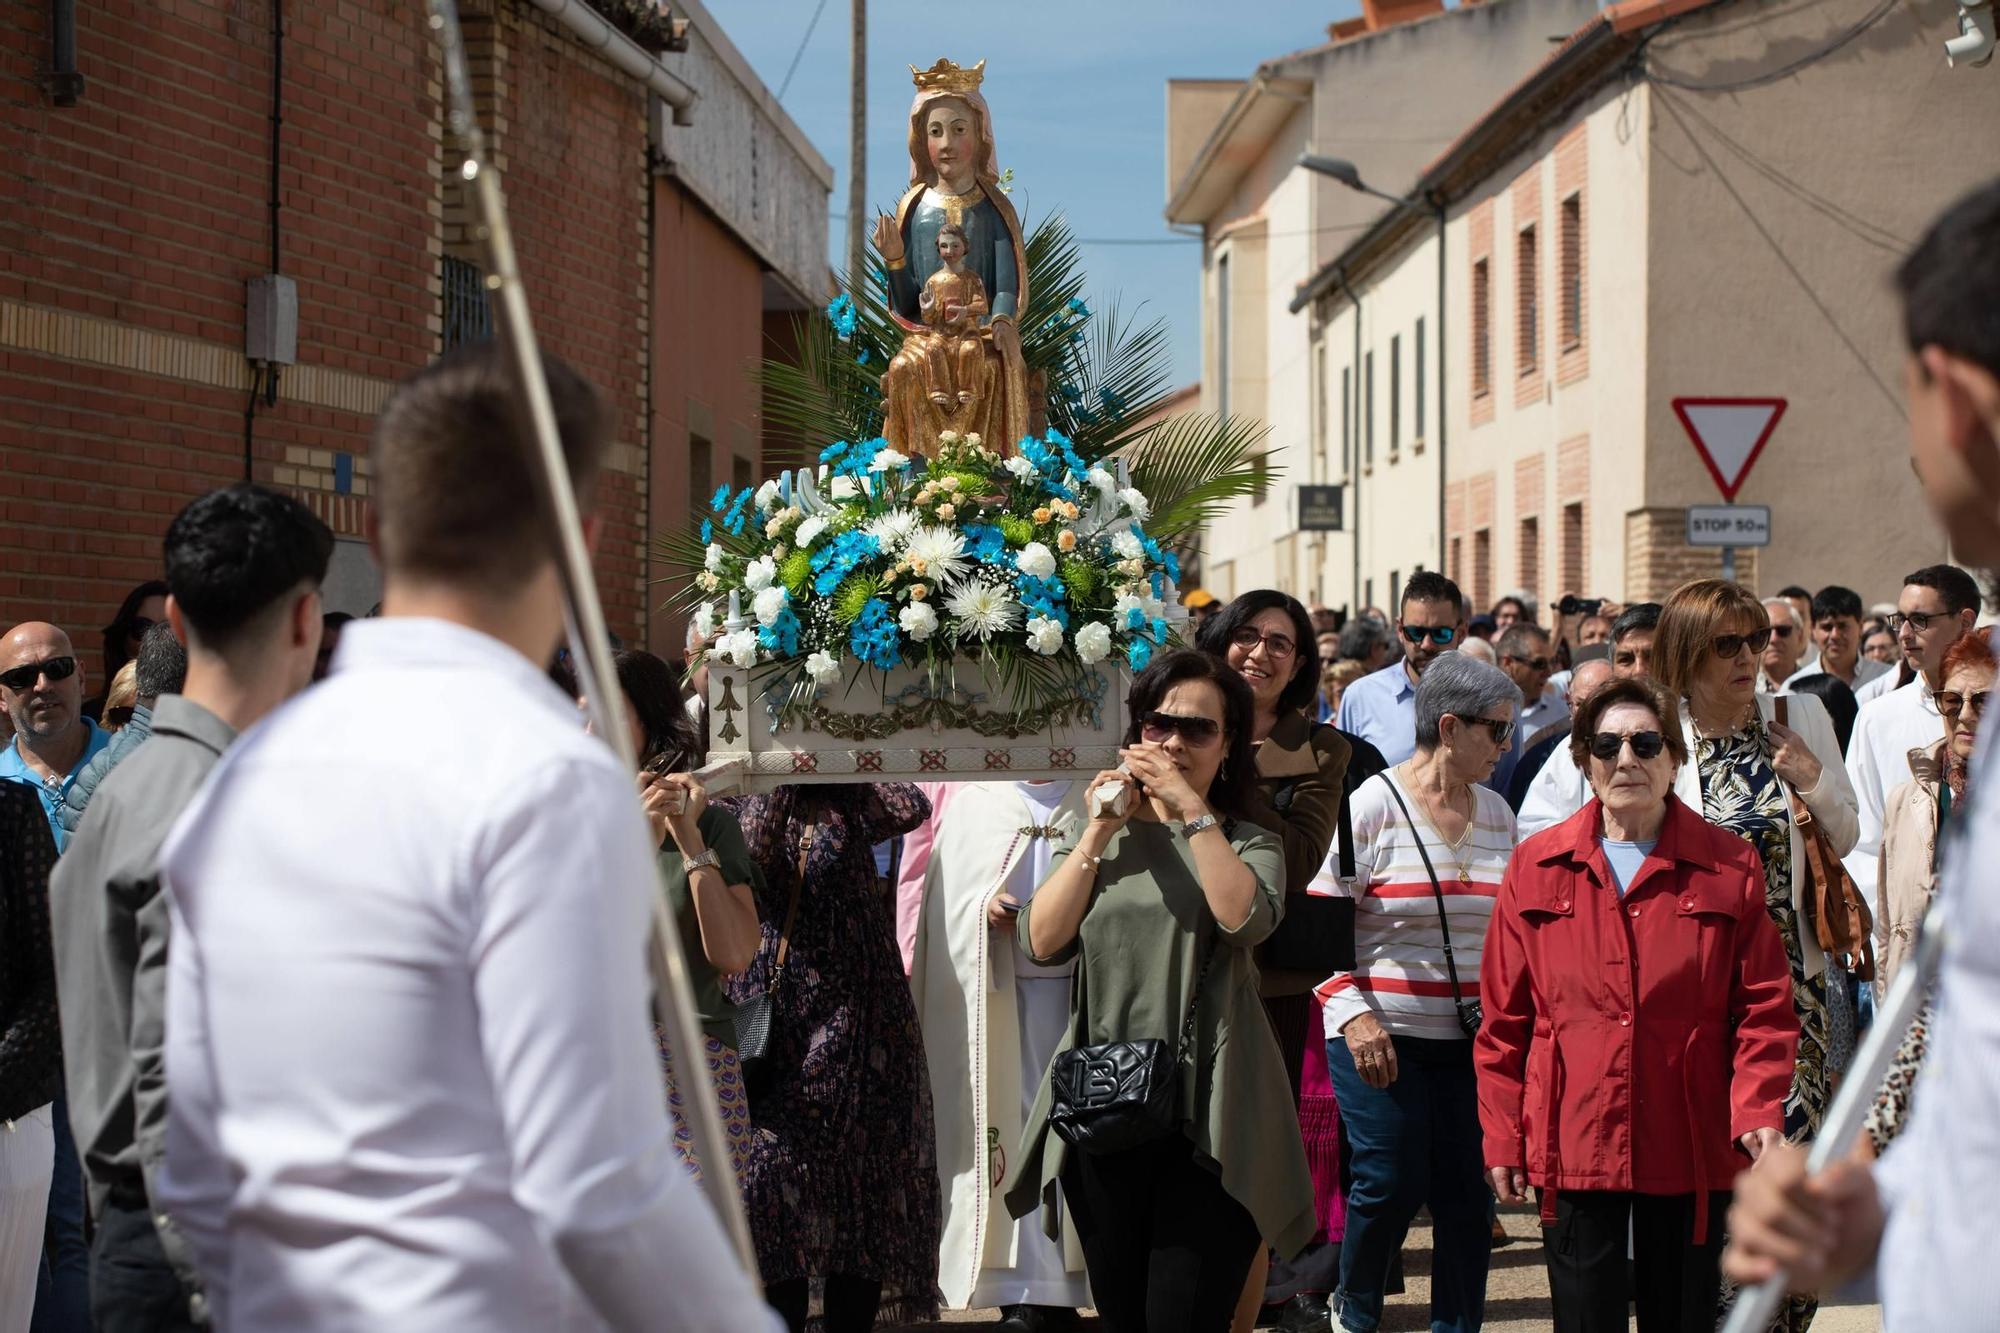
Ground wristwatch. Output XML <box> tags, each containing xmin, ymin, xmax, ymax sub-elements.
<box><xmin>683</xmin><ymin>849</ymin><xmax>722</xmax><ymax>875</ymax></box>
<box><xmin>1180</xmin><ymin>813</ymin><xmax>1220</xmax><ymax>841</ymax></box>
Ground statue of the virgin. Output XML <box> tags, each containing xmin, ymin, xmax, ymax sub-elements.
<box><xmin>872</xmin><ymin>59</ymin><xmax>1033</xmax><ymax>457</ymax></box>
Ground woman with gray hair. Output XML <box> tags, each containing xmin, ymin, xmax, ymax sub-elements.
<box><xmin>1314</xmin><ymin>652</ymin><xmax>1521</xmax><ymax>1332</ymax></box>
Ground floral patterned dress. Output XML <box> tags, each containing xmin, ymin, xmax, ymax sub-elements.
<box><xmin>719</xmin><ymin>783</ymin><xmax>940</xmax><ymax>1323</ymax></box>
<box><xmin>1699</xmin><ymin>721</ymin><xmax>1828</xmax><ymax>1333</ymax></box>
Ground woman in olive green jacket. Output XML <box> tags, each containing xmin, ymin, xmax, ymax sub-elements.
<box><xmin>1003</xmin><ymin>649</ymin><xmax>1314</xmax><ymax>1333</ymax></box>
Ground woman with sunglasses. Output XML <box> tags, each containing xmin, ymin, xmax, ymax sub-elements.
<box><xmin>1317</xmin><ymin>652</ymin><xmax>1520</xmax><ymax>1333</ymax></box>
<box><xmin>1197</xmin><ymin>592</ymin><xmax>1357</xmax><ymax>1331</ymax></box>
<box><xmin>1650</xmin><ymin>579</ymin><xmax>1857</xmax><ymax>1333</ymax></box>
<box><xmin>1004</xmin><ymin>650</ymin><xmax>1311</xmax><ymax>1333</ymax></box>
<box><xmin>1476</xmin><ymin>677</ymin><xmax>1797</xmax><ymax>1332</ymax></box>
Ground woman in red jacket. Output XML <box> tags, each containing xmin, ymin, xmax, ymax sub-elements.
<box><xmin>1474</xmin><ymin>677</ymin><xmax>1797</xmax><ymax>1332</ymax></box>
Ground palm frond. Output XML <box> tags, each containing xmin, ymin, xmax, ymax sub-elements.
<box><xmin>1120</xmin><ymin>413</ymin><xmax>1278</xmax><ymax>542</ymax></box>
<box><xmin>754</xmin><ymin>309</ymin><xmax>888</xmax><ymax>466</ymax></box>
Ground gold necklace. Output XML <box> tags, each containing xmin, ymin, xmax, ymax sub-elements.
<box><xmin>1401</xmin><ymin>763</ymin><xmax>1477</xmax><ymax>884</ymax></box>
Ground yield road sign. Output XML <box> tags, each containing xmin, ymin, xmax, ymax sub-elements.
<box><xmin>1672</xmin><ymin>397</ymin><xmax>1787</xmax><ymax>501</ymax></box>
<box><xmin>1686</xmin><ymin>504</ymin><xmax>1771</xmax><ymax>548</ymax></box>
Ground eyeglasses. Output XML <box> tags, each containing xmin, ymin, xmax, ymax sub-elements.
<box><xmin>1888</xmin><ymin>611</ymin><xmax>1951</xmax><ymax>633</ymax></box>
<box><xmin>1768</xmin><ymin>624</ymin><xmax>1795</xmax><ymax>640</ymax></box>
<box><xmin>1710</xmin><ymin>628</ymin><xmax>1774</xmax><ymax>659</ymax></box>
<box><xmin>1588</xmin><ymin>730</ymin><xmax>1667</xmax><ymax>762</ymax></box>
<box><xmin>1505</xmin><ymin>655</ymin><xmax>1553</xmax><ymax>673</ymax></box>
<box><xmin>1400</xmin><ymin>625</ymin><xmax>1458</xmax><ymax>646</ymax></box>
<box><xmin>1452</xmin><ymin>714</ymin><xmax>1515</xmax><ymax>746</ymax></box>
<box><xmin>0</xmin><ymin>656</ymin><xmax>77</xmax><ymax>692</ymax></box>
<box><xmin>1934</xmin><ymin>689</ymin><xmax>1992</xmax><ymax>719</ymax></box>
<box><xmin>1140</xmin><ymin>710</ymin><xmax>1222</xmax><ymax>746</ymax></box>
<box><xmin>1229</xmin><ymin>627</ymin><xmax>1297</xmax><ymax>661</ymax></box>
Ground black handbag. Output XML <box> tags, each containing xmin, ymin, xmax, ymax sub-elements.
<box><xmin>1379</xmin><ymin>778</ymin><xmax>1482</xmax><ymax>1037</ymax></box>
<box><xmin>1047</xmin><ymin>922</ymin><xmax>1218</xmax><ymax>1155</ymax></box>
<box><xmin>730</xmin><ymin>827</ymin><xmax>808</xmax><ymax>1097</ymax></box>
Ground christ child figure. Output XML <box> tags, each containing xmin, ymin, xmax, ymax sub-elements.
<box><xmin>916</xmin><ymin>222</ymin><xmax>989</xmax><ymax>410</ymax></box>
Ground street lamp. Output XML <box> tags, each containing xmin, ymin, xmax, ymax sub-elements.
<box><xmin>1298</xmin><ymin>153</ymin><xmax>1450</xmax><ymax>584</ymax></box>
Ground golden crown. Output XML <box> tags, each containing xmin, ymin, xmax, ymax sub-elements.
<box><xmin>910</xmin><ymin>58</ymin><xmax>985</xmax><ymax>95</ymax></box>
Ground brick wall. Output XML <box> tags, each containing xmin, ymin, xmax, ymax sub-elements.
<box><xmin>1510</xmin><ymin>167</ymin><xmax>1544</xmax><ymax>410</ymax></box>
<box><xmin>1623</xmin><ymin>507</ymin><xmax>1760</xmax><ymax>602</ymax></box>
<box><xmin>1466</xmin><ymin>199</ymin><xmax>1495</xmax><ymax>429</ymax></box>
<box><xmin>0</xmin><ymin>0</ymin><xmax>650</xmax><ymax>643</ymax></box>
<box><xmin>1553</xmin><ymin>123</ymin><xmax>1588</xmax><ymax>387</ymax></box>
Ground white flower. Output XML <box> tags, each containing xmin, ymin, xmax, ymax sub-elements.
<box><xmin>945</xmin><ymin>582</ymin><xmax>1023</xmax><ymax>640</ymax></box>
<box><xmin>696</xmin><ymin>571</ymin><xmax>722</xmax><ymax>592</ymax></box>
<box><xmin>830</xmin><ymin>476</ymin><xmax>861</xmax><ymax>501</ymax></box>
<box><xmin>867</xmin><ymin>508</ymin><xmax>921</xmax><ymax>551</ymax></box>
<box><xmin>939</xmin><ymin>429</ymin><xmax>961</xmax><ymax>445</ymax></box>
<box><xmin>905</xmin><ymin>524</ymin><xmax>971</xmax><ymax>586</ymax></box>
<box><xmin>1109</xmin><ymin>529</ymin><xmax>1145</xmax><ymax>561</ymax></box>
<box><xmin>1004</xmin><ymin>455</ymin><xmax>1039</xmax><ymax>482</ymax></box>
<box><xmin>1025</xmin><ymin>616</ymin><xmax>1064</xmax><ymax>655</ymax></box>
<box><xmin>722</xmin><ymin>628</ymin><xmax>760</xmax><ymax>668</ymax></box>
<box><xmin>753</xmin><ymin>586</ymin><xmax>789</xmax><ymax>627</ymax></box>
<box><xmin>1015</xmin><ymin>542</ymin><xmax>1057</xmax><ymax>579</ymax></box>
<box><xmin>806</xmin><ymin>651</ymin><xmax>841</xmax><ymax>688</ymax></box>
<box><xmin>743</xmin><ymin>555</ymin><xmax>777</xmax><ymax>592</ymax></box>
<box><xmin>1114</xmin><ymin>591</ymin><xmax>1165</xmax><ymax>631</ymax></box>
<box><xmin>1087</xmin><ymin>467</ymin><xmax>1117</xmax><ymax>497</ymax></box>
<box><xmin>796</xmin><ymin>515</ymin><xmax>829</xmax><ymax>548</ymax></box>
<box><xmin>965</xmin><ymin>434</ymin><xmax>982</xmax><ymax>448</ymax></box>
<box><xmin>692</xmin><ymin>602</ymin><xmax>716</xmax><ymax>640</ymax></box>
<box><xmin>1118</xmin><ymin>487</ymin><xmax>1151</xmax><ymax>520</ymax></box>
<box><xmin>899</xmin><ymin>601</ymin><xmax>939</xmax><ymax>642</ymax></box>
<box><xmin>1073</xmin><ymin>621</ymin><xmax>1113</xmax><ymax>664</ymax></box>
<box><xmin>755</xmin><ymin>479</ymin><xmax>782</xmax><ymax>511</ymax></box>
<box><xmin>869</xmin><ymin>446</ymin><xmax>910</xmax><ymax>473</ymax></box>
<box><xmin>703</xmin><ymin>542</ymin><xmax>725</xmax><ymax>572</ymax></box>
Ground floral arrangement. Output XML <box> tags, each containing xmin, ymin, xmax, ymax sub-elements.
<box><xmin>676</xmin><ymin>428</ymin><xmax>1185</xmax><ymax>717</ymax></box>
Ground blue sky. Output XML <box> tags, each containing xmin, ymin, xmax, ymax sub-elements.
<box><xmin>710</xmin><ymin>1</ymin><xmax>1363</xmax><ymax>388</ymax></box>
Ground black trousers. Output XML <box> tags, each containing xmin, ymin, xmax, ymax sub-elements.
<box><xmin>90</xmin><ymin>1201</ymin><xmax>203</xmax><ymax>1333</ymax></box>
<box><xmin>1540</xmin><ymin>1189</ymin><xmax>1730</xmax><ymax>1333</ymax></box>
<box><xmin>1060</xmin><ymin>1135</ymin><xmax>1261</xmax><ymax>1333</ymax></box>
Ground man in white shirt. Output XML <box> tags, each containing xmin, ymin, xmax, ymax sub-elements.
<box><xmin>1720</xmin><ymin>176</ymin><xmax>2000</xmax><ymax>1330</ymax></box>
<box><xmin>1840</xmin><ymin>564</ymin><xmax>1979</xmax><ymax>921</ymax></box>
<box><xmin>156</xmin><ymin>344</ymin><xmax>770</xmax><ymax>1331</ymax></box>
<box><xmin>1784</xmin><ymin>585</ymin><xmax>1890</xmax><ymax>694</ymax></box>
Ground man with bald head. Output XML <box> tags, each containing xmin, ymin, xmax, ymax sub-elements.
<box><xmin>0</xmin><ymin>621</ymin><xmax>110</xmax><ymax>851</ymax></box>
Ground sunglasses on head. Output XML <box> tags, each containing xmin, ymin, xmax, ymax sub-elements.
<box><xmin>0</xmin><ymin>656</ymin><xmax>77</xmax><ymax>692</ymax></box>
<box><xmin>1935</xmin><ymin>689</ymin><xmax>1992</xmax><ymax>719</ymax></box>
<box><xmin>1710</xmin><ymin>628</ymin><xmax>1774</xmax><ymax>658</ymax></box>
<box><xmin>1452</xmin><ymin>714</ymin><xmax>1515</xmax><ymax>746</ymax></box>
<box><xmin>1140</xmin><ymin>710</ymin><xmax>1222</xmax><ymax>745</ymax></box>
<box><xmin>1400</xmin><ymin>624</ymin><xmax>1458</xmax><ymax>646</ymax></box>
<box><xmin>1588</xmin><ymin>730</ymin><xmax>1666</xmax><ymax>762</ymax></box>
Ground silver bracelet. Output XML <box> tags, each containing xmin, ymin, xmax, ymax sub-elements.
<box><xmin>1181</xmin><ymin>813</ymin><xmax>1220</xmax><ymax>840</ymax></box>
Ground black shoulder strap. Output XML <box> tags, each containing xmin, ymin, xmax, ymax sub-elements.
<box><xmin>1377</xmin><ymin>775</ymin><xmax>1469</xmax><ymax>1008</ymax></box>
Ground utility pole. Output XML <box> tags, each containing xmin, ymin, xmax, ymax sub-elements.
<box><xmin>845</xmin><ymin>0</ymin><xmax>866</xmax><ymax>287</ymax></box>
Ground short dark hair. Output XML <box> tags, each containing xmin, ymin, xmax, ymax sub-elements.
<box><xmin>1777</xmin><ymin>586</ymin><xmax>1812</xmax><ymax>603</ymax></box>
<box><xmin>1905</xmin><ymin>564</ymin><xmax>1981</xmax><ymax>617</ymax></box>
<box><xmin>614</xmin><ymin>648</ymin><xmax>696</xmax><ymax>770</ymax></box>
<box><xmin>1787</xmin><ymin>673</ymin><xmax>1859</xmax><ymax>756</ymax></box>
<box><xmin>131</xmin><ymin>621</ymin><xmax>187</xmax><ymax>700</ymax></box>
<box><xmin>1490</xmin><ymin>595</ymin><xmax>1530</xmax><ymax>623</ymax></box>
<box><xmin>1337</xmin><ymin>617</ymin><xmax>1390</xmax><ymax>662</ymax></box>
<box><xmin>101</xmin><ymin>579</ymin><xmax>169</xmax><ymax>675</ymax></box>
<box><xmin>1122</xmin><ymin>648</ymin><xmax>1258</xmax><ymax>823</ymax></box>
<box><xmin>1195</xmin><ymin>589</ymin><xmax>1320</xmax><ymax>716</ymax></box>
<box><xmin>322</xmin><ymin>610</ymin><xmax>356</xmax><ymax>633</ymax></box>
<box><xmin>1610</xmin><ymin>603</ymin><xmax>1661</xmax><ymax>646</ymax></box>
<box><xmin>1811</xmin><ymin>586</ymin><xmax>1864</xmax><ymax>624</ymax></box>
<box><xmin>370</xmin><ymin>342</ymin><xmax>610</xmax><ymax>592</ymax></box>
<box><xmin>164</xmin><ymin>485</ymin><xmax>333</xmax><ymax>652</ymax></box>
<box><xmin>1494</xmin><ymin>622</ymin><xmax>1550</xmax><ymax>661</ymax></box>
<box><xmin>1401</xmin><ymin>571</ymin><xmax>1464</xmax><ymax>619</ymax></box>
<box><xmin>1897</xmin><ymin>178</ymin><xmax>2000</xmax><ymax>378</ymax></box>
<box><xmin>1568</xmin><ymin>676</ymin><xmax>1689</xmax><ymax>769</ymax></box>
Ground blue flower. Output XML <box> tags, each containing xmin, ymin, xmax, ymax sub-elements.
<box><xmin>1128</xmin><ymin>638</ymin><xmax>1152</xmax><ymax>671</ymax></box>
<box><xmin>1067</xmin><ymin>297</ymin><xmax>1090</xmax><ymax>317</ymax></box>
<box><xmin>961</xmin><ymin>523</ymin><xmax>1008</xmax><ymax>564</ymax></box>
<box><xmin>857</xmin><ymin>345</ymin><xmax>871</xmax><ymax>365</ymax></box>
<box><xmin>1152</xmin><ymin>617</ymin><xmax>1169</xmax><ymax>643</ymax></box>
<box><xmin>809</xmin><ymin>529</ymin><xmax>880</xmax><ymax>596</ymax></box>
<box><xmin>710</xmin><ymin>484</ymin><xmax>731</xmax><ymax>513</ymax></box>
<box><xmin>826</xmin><ymin>293</ymin><xmax>858</xmax><ymax>339</ymax></box>
<box><xmin>1018</xmin><ymin>573</ymin><xmax>1069</xmax><ymax>628</ymax></box>
<box><xmin>700</xmin><ymin>518</ymin><xmax>713</xmax><ymax>544</ymax></box>
<box><xmin>849</xmin><ymin>598</ymin><xmax>901</xmax><ymax>670</ymax></box>
<box><xmin>1133</xmin><ymin>525</ymin><xmax>1182</xmax><ymax>584</ymax></box>
<box><xmin>818</xmin><ymin>438</ymin><xmax>877</xmax><ymax>479</ymax></box>
<box><xmin>1125</xmin><ymin>606</ymin><xmax>1145</xmax><ymax>632</ymax></box>
<box><xmin>723</xmin><ymin>486</ymin><xmax>754</xmax><ymax>536</ymax></box>
<box><xmin>1017</xmin><ymin>434</ymin><xmax>1077</xmax><ymax>501</ymax></box>
<box><xmin>758</xmin><ymin>607</ymin><xmax>800</xmax><ymax>657</ymax></box>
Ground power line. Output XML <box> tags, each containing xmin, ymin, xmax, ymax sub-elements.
<box><xmin>775</xmin><ymin>0</ymin><xmax>830</xmax><ymax>100</ymax></box>
<box><xmin>1642</xmin><ymin>0</ymin><xmax>1898</xmax><ymax>92</ymax></box>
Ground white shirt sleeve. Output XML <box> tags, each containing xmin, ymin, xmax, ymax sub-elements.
<box><xmin>158</xmin><ymin>892</ymin><xmax>236</xmax><ymax>1326</ymax></box>
<box><xmin>1517</xmin><ymin>746</ymin><xmax>1588</xmax><ymax>840</ymax></box>
<box><xmin>1844</xmin><ymin>702</ymin><xmax>1891</xmax><ymax>912</ymax></box>
<box><xmin>1319</xmin><ymin>781</ymin><xmax>1389</xmax><ymax>1035</ymax></box>
<box><xmin>467</xmin><ymin>765</ymin><xmax>773</xmax><ymax>1333</ymax></box>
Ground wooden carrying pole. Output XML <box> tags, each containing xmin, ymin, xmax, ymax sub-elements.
<box><xmin>421</xmin><ymin>0</ymin><xmax>758</xmax><ymax>1273</ymax></box>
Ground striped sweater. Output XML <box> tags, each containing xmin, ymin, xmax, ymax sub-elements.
<box><xmin>1313</xmin><ymin>770</ymin><xmax>1517</xmax><ymax>1041</ymax></box>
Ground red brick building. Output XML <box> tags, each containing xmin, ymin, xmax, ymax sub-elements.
<box><xmin>0</xmin><ymin>0</ymin><xmax>828</xmax><ymax>662</ymax></box>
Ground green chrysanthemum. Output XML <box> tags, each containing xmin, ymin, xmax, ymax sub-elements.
<box><xmin>999</xmin><ymin>515</ymin><xmax>1034</xmax><ymax>547</ymax></box>
<box><xmin>1060</xmin><ymin>558</ymin><xmax>1098</xmax><ymax>602</ymax></box>
<box><xmin>779</xmin><ymin>549</ymin><xmax>812</xmax><ymax>596</ymax></box>
<box><xmin>833</xmin><ymin>574</ymin><xmax>881</xmax><ymax>624</ymax></box>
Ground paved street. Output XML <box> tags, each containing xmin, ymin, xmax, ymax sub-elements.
<box><xmin>912</xmin><ymin>1204</ymin><xmax>1882</xmax><ymax>1331</ymax></box>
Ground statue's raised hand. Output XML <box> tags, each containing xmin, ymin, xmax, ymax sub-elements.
<box><xmin>872</xmin><ymin>213</ymin><xmax>905</xmax><ymax>264</ymax></box>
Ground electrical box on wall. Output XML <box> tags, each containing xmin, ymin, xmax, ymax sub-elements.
<box><xmin>246</xmin><ymin>275</ymin><xmax>298</xmax><ymax>365</ymax></box>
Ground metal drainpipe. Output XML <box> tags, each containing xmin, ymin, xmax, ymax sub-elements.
<box><xmin>50</xmin><ymin>0</ymin><xmax>83</xmax><ymax>104</ymax></box>
<box><xmin>1431</xmin><ymin>193</ymin><xmax>1447</xmax><ymax>577</ymax></box>
<box><xmin>1333</xmin><ymin>267</ymin><xmax>1362</xmax><ymax>616</ymax></box>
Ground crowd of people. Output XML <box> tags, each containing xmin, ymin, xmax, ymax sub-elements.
<box><xmin>0</xmin><ymin>182</ymin><xmax>1995</xmax><ymax>1333</ymax></box>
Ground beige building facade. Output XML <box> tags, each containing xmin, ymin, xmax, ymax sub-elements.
<box><xmin>1293</xmin><ymin>0</ymin><xmax>1997</xmax><ymax>616</ymax></box>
